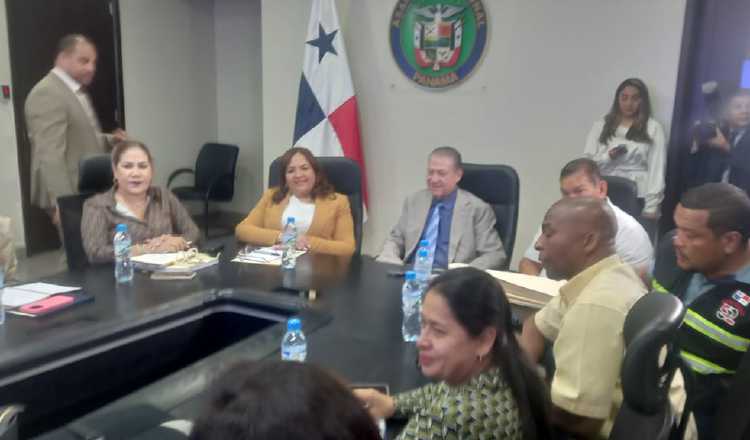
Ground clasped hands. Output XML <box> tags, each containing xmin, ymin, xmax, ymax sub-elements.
<box><xmin>141</xmin><ymin>234</ymin><xmax>190</xmax><ymax>253</ymax></box>
<box><xmin>275</xmin><ymin>233</ymin><xmax>312</xmax><ymax>251</ymax></box>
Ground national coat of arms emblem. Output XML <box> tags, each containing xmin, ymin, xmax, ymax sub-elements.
<box><xmin>390</xmin><ymin>0</ymin><xmax>488</xmax><ymax>88</ymax></box>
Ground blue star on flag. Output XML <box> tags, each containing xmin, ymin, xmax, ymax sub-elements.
<box><xmin>306</xmin><ymin>23</ymin><xmax>338</xmax><ymax>63</ymax></box>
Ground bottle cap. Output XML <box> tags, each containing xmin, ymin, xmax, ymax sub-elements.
<box><xmin>115</xmin><ymin>224</ymin><xmax>128</xmax><ymax>232</ymax></box>
<box><xmin>417</xmin><ymin>248</ymin><xmax>429</xmax><ymax>257</ymax></box>
<box><xmin>287</xmin><ymin>317</ymin><xmax>301</xmax><ymax>331</ymax></box>
<box><xmin>419</xmin><ymin>239</ymin><xmax>429</xmax><ymax>247</ymax></box>
<box><xmin>405</xmin><ymin>271</ymin><xmax>416</xmax><ymax>280</ymax></box>
<box><xmin>286</xmin><ymin>217</ymin><xmax>296</xmax><ymax>224</ymax></box>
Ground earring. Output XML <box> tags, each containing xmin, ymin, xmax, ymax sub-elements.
<box><xmin>477</xmin><ymin>353</ymin><xmax>484</xmax><ymax>362</ymax></box>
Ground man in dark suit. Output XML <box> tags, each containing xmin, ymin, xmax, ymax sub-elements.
<box><xmin>687</xmin><ymin>88</ymin><xmax>750</xmax><ymax>195</ymax></box>
<box><xmin>25</xmin><ymin>34</ymin><xmax>126</xmax><ymax>227</ymax></box>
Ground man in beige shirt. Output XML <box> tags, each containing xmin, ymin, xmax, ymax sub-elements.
<box><xmin>25</xmin><ymin>34</ymin><xmax>126</xmax><ymax>227</ymax></box>
<box><xmin>519</xmin><ymin>197</ymin><xmax>647</xmax><ymax>439</ymax></box>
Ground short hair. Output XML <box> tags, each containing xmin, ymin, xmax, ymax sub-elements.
<box><xmin>680</xmin><ymin>183</ymin><xmax>750</xmax><ymax>242</ymax></box>
<box><xmin>271</xmin><ymin>146</ymin><xmax>334</xmax><ymax>204</ymax></box>
<box><xmin>189</xmin><ymin>360</ymin><xmax>380</xmax><ymax>440</ymax></box>
<box><xmin>57</xmin><ymin>34</ymin><xmax>94</xmax><ymax>55</ymax></box>
<box><xmin>429</xmin><ymin>146</ymin><xmax>463</xmax><ymax>170</ymax></box>
<box><xmin>111</xmin><ymin>140</ymin><xmax>153</xmax><ymax>167</ymax></box>
<box><xmin>559</xmin><ymin>158</ymin><xmax>602</xmax><ymax>184</ymax></box>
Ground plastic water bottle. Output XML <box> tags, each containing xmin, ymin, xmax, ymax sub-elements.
<box><xmin>113</xmin><ymin>223</ymin><xmax>133</xmax><ymax>283</ymax></box>
<box><xmin>281</xmin><ymin>317</ymin><xmax>307</xmax><ymax>361</ymax></box>
<box><xmin>402</xmin><ymin>271</ymin><xmax>422</xmax><ymax>342</ymax></box>
<box><xmin>281</xmin><ymin>217</ymin><xmax>298</xmax><ymax>269</ymax></box>
<box><xmin>418</xmin><ymin>239</ymin><xmax>434</xmax><ymax>266</ymax></box>
<box><xmin>414</xmin><ymin>248</ymin><xmax>432</xmax><ymax>286</ymax></box>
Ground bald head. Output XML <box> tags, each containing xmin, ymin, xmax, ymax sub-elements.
<box><xmin>535</xmin><ymin>197</ymin><xmax>616</xmax><ymax>279</ymax></box>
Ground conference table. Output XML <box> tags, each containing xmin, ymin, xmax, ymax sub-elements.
<box><xmin>0</xmin><ymin>241</ymin><xmax>436</xmax><ymax>439</ymax></box>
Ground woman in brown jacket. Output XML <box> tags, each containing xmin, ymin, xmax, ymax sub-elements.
<box><xmin>235</xmin><ymin>147</ymin><xmax>355</xmax><ymax>256</ymax></box>
<box><xmin>81</xmin><ymin>140</ymin><xmax>201</xmax><ymax>263</ymax></box>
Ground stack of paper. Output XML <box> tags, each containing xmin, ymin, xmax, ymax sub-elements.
<box><xmin>485</xmin><ymin>270</ymin><xmax>564</xmax><ymax>308</ymax></box>
<box><xmin>232</xmin><ymin>247</ymin><xmax>306</xmax><ymax>266</ymax></box>
<box><xmin>2</xmin><ymin>282</ymin><xmax>80</xmax><ymax>307</ymax></box>
<box><xmin>448</xmin><ymin>263</ymin><xmax>564</xmax><ymax>308</ymax></box>
<box><xmin>132</xmin><ymin>252</ymin><xmax>218</xmax><ymax>274</ymax></box>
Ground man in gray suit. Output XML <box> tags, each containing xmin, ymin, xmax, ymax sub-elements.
<box><xmin>25</xmin><ymin>34</ymin><xmax>126</xmax><ymax>227</ymax></box>
<box><xmin>377</xmin><ymin>147</ymin><xmax>506</xmax><ymax>270</ymax></box>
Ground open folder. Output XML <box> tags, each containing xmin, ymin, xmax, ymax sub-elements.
<box><xmin>449</xmin><ymin>263</ymin><xmax>564</xmax><ymax>308</ymax></box>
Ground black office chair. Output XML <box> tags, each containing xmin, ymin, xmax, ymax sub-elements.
<box><xmin>268</xmin><ymin>156</ymin><xmax>363</xmax><ymax>255</ymax></box>
<box><xmin>608</xmin><ymin>292</ymin><xmax>685</xmax><ymax>440</ymax></box>
<box><xmin>604</xmin><ymin>175</ymin><xmax>641</xmax><ymax>218</ymax></box>
<box><xmin>0</xmin><ymin>405</ymin><xmax>22</xmax><ymax>440</ymax></box>
<box><xmin>457</xmin><ymin>163</ymin><xmax>519</xmax><ymax>269</ymax></box>
<box><xmin>78</xmin><ymin>153</ymin><xmax>113</xmax><ymax>194</ymax></box>
<box><xmin>167</xmin><ymin>143</ymin><xmax>239</xmax><ymax>236</ymax></box>
<box><xmin>57</xmin><ymin>194</ymin><xmax>95</xmax><ymax>271</ymax></box>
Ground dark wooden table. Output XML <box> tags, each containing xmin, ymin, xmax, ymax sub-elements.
<box><xmin>0</xmin><ymin>244</ymin><xmax>428</xmax><ymax>438</ymax></box>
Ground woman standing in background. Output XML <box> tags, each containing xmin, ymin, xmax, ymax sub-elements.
<box><xmin>584</xmin><ymin>78</ymin><xmax>667</xmax><ymax>218</ymax></box>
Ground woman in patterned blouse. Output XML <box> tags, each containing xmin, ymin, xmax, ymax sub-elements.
<box><xmin>356</xmin><ymin>267</ymin><xmax>551</xmax><ymax>439</ymax></box>
<box><xmin>81</xmin><ymin>140</ymin><xmax>200</xmax><ymax>263</ymax></box>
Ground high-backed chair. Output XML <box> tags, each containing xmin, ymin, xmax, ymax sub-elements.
<box><xmin>608</xmin><ymin>292</ymin><xmax>685</xmax><ymax>440</ymax></box>
<box><xmin>57</xmin><ymin>155</ymin><xmax>116</xmax><ymax>271</ymax></box>
<box><xmin>604</xmin><ymin>175</ymin><xmax>641</xmax><ymax>219</ymax></box>
<box><xmin>268</xmin><ymin>156</ymin><xmax>363</xmax><ymax>255</ymax></box>
<box><xmin>78</xmin><ymin>153</ymin><xmax>113</xmax><ymax>194</ymax></box>
<box><xmin>167</xmin><ymin>143</ymin><xmax>239</xmax><ymax>236</ymax></box>
<box><xmin>57</xmin><ymin>193</ymin><xmax>94</xmax><ymax>271</ymax></box>
<box><xmin>457</xmin><ymin>163</ymin><xmax>519</xmax><ymax>268</ymax></box>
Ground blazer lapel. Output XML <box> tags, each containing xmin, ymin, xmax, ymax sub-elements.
<box><xmin>405</xmin><ymin>191</ymin><xmax>433</xmax><ymax>259</ymax></box>
<box><xmin>448</xmin><ymin>189</ymin><xmax>470</xmax><ymax>262</ymax></box>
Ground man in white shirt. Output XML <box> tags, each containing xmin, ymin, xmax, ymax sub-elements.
<box><xmin>519</xmin><ymin>158</ymin><xmax>653</xmax><ymax>277</ymax></box>
<box><xmin>25</xmin><ymin>34</ymin><xmax>126</xmax><ymax>227</ymax></box>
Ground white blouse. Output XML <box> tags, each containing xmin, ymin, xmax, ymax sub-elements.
<box><xmin>584</xmin><ymin>117</ymin><xmax>666</xmax><ymax>216</ymax></box>
<box><xmin>281</xmin><ymin>195</ymin><xmax>316</xmax><ymax>235</ymax></box>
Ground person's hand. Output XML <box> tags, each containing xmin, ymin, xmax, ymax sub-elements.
<box><xmin>707</xmin><ymin>128</ymin><xmax>731</xmax><ymax>152</ymax></box>
<box><xmin>51</xmin><ymin>205</ymin><xmax>60</xmax><ymax>226</ymax></box>
<box><xmin>295</xmin><ymin>235</ymin><xmax>312</xmax><ymax>251</ymax></box>
<box><xmin>145</xmin><ymin>235</ymin><xmax>189</xmax><ymax>253</ymax></box>
<box><xmin>111</xmin><ymin>129</ymin><xmax>128</xmax><ymax>143</ymax></box>
<box><xmin>353</xmin><ymin>388</ymin><xmax>395</xmax><ymax>420</ymax></box>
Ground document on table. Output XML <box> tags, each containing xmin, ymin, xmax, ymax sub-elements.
<box><xmin>232</xmin><ymin>247</ymin><xmax>306</xmax><ymax>266</ymax></box>
<box><xmin>2</xmin><ymin>282</ymin><xmax>81</xmax><ymax>307</ymax></box>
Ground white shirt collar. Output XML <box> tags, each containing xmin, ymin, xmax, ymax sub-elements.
<box><xmin>52</xmin><ymin>67</ymin><xmax>83</xmax><ymax>93</ymax></box>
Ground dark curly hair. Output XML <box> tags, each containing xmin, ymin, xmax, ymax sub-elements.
<box><xmin>189</xmin><ymin>360</ymin><xmax>381</xmax><ymax>440</ymax></box>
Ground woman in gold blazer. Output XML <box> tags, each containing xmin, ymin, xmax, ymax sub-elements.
<box><xmin>235</xmin><ymin>147</ymin><xmax>355</xmax><ymax>256</ymax></box>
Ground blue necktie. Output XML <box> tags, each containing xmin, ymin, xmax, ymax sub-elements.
<box><xmin>423</xmin><ymin>204</ymin><xmax>441</xmax><ymax>257</ymax></box>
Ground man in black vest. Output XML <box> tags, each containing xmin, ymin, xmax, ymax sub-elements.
<box><xmin>653</xmin><ymin>182</ymin><xmax>750</xmax><ymax>440</ymax></box>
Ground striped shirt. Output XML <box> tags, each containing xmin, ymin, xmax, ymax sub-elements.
<box><xmin>81</xmin><ymin>187</ymin><xmax>200</xmax><ymax>263</ymax></box>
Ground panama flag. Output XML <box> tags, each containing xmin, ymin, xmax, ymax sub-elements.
<box><xmin>293</xmin><ymin>0</ymin><xmax>368</xmax><ymax>205</ymax></box>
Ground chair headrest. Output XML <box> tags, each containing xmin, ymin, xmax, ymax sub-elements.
<box><xmin>78</xmin><ymin>154</ymin><xmax>113</xmax><ymax>194</ymax></box>
<box><xmin>621</xmin><ymin>292</ymin><xmax>685</xmax><ymax>414</ymax></box>
<box><xmin>458</xmin><ymin>163</ymin><xmax>518</xmax><ymax>205</ymax></box>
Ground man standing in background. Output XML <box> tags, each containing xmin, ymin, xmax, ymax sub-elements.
<box><xmin>25</xmin><ymin>34</ymin><xmax>126</xmax><ymax>228</ymax></box>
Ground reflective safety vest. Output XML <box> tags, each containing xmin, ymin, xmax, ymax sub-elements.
<box><xmin>652</xmin><ymin>267</ymin><xmax>750</xmax><ymax>375</ymax></box>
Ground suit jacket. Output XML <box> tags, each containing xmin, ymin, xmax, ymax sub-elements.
<box><xmin>377</xmin><ymin>188</ymin><xmax>506</xmax><ymax>270</ymax></box>
<box><xmin>686</xmin><ymin>127</ymin><xmax>750</xmax><ymax>195</ymax></box>
<box><xmin>235</xmin><ymin>188</ymin><xmax>355</xmax><ymax>256</ymax></box>
<box><xmin>25</xmin><ymin>71</ymin><xmax>110</xmax><ymax>209</ymax></box>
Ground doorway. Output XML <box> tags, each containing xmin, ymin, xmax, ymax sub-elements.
<box><xmin>6</xmin><ymin>0</ymin><xmax>124</xmax><ymax>255</ymax></box>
